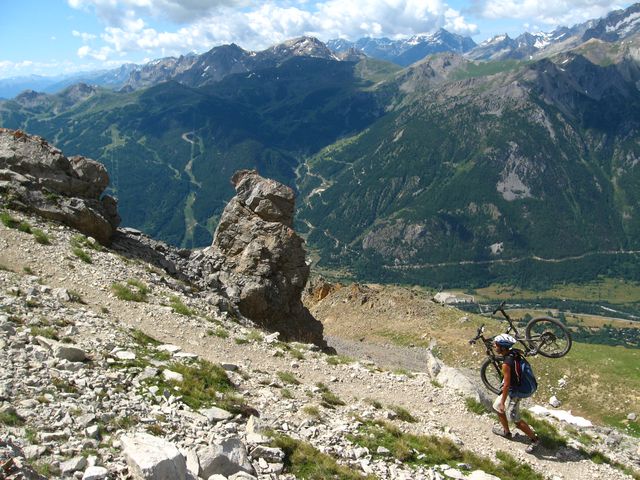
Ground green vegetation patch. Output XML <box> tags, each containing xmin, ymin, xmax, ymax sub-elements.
<box><xmin>72</xmin><ymin>247</ymin><xmax>92</xmax><ymax>264</ymax></box>
<box><xmin>32</xmin><ymin>228</ymin><xmax>51</xmax><ymax>245</ymax></box>
<box><xmin>71</xmin><ymin>234</ymin><xmax>104</xmax><ymax>251</ymax></box>
<box><xmin>169</xmin><ymin>295</ymin><xmax>195</xmax><ymax>316</ymax></box>
<box><xmin>520</xmin><ymin>411</ymin><xmax>567</xmax><ymax>449</ymax></box>
<box><xmin>389</xmin><ymin>405</ymin><xmax>417</xmax><ymax>423</ymax></box>
<box><xmin>0</xmin><ymin>211</ymin><xmax>19</xmax><ymax>229</ymax></box>
<box><xmin>271</xmin><ymin>434</ymin><xmax>376</xmax><ymax>480</ymax></box>
<box><xmin>465</xmin><ymin>397</ymin><xmax>490</xmax><ymax>415</ymax></box>
<box><xmin>277</xmin><ymin>371</ymin><xmax>301</xmax><ymax>386</ymax></box>
<box><xmin>326</xmin><ymin>354</ymin><xmax>354</xmax><ymax>365</ymax></box>
<box><xmin>141</xmin><ymin>358</ymin><xmax>249</xmax><ymax>415</ymax></box>
<box><xmin>315</xmin><ymin>383</ymin><xmax>345</xmax><ymax>408</ymax></box>
<box><xmin>349</xmin><ymin>421</ymin><xmax>545</xmax><ymax>480</ymax></box>
<box><xmin>30</xmin><ymin>326</ymin><xmax>59</xmax><ymax>340</ymax></box>
<box><xmin>112</xmin><ymin>279</ymin><xmax>150</xmax><ymax>302</ymax></box>
<box><xmin>0</xmin><ymin>409</ymin><xmax>25</xmax><ymax>426</ymax></box>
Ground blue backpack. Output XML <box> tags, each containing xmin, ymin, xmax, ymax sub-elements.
<box><xmin>509</xmin><ymin>350</ymin><xmax>538</xmax><ymax>398</ymax></box>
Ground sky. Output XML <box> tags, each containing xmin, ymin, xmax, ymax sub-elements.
<box><xmin>0</xmin><ymin>0</ymin><xmax>634</xmax><ymax>79</ymax></box>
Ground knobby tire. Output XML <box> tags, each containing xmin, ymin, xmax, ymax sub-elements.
<box><xmin>525</xmin><ymin>316</ymin><xmax>572</xmax><ymax>358</ymax></box>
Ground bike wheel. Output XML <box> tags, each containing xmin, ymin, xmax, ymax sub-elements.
<box><xmin>525</xmin><ymin>316</ymin><xmax>572</xmax><ymax>358</ymax></box>
<box><xmin>480</xmin><ymin>357</ymin><xmax>503</xmax><ymax>395</ymax></box>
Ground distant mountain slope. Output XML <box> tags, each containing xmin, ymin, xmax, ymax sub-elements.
<box><xmin>0</xmin><ymin>56</ymin><xmax>387</xmax><ymax>248</ymax></box>
<box><xmin>297</xmin><ymin>50</ymin><xmax>640</xmax><ymax>287</ymax></box>
<box><xmin>2</xmin><ymin>5</ymin><xmax>640</xmax><ymax>288</ymax></box>
<box><xmin>328</xmin><ymin>29</ymin><xmax>476</xmax><ymax>66</ymax></box>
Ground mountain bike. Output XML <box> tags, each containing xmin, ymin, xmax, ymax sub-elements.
<box><xmin>469</xmin><ymin>302</ymin><xmax>572</xmax><ymax>394</ymax></box>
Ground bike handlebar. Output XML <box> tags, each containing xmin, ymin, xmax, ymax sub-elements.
<box><xmin>492</xmin><ymin>300</ymin><xmax>506</xmax><ymax>316</ymax></box>
<box><xmin>469</xmin><ymin>324</ymin><xmax>485</xmax><ymax>344</ymax></box>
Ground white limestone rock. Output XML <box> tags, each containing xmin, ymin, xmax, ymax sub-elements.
<box><xmin>198</xmin><ymin>436</ymin><xmax>254</xmax><ymax>478</ymax></box>
<box><xmin>82</xmin><ymin>466</ymin><xmax>109</xmax><ymax>480</ymax></box>
<box><xmin>200</xmin><ymin>406</ymin><xmax>233</xmax><ymax>423</ymax></box>
<box><xmin>121</xmin><ymin>432</ymin><xmax>187</xmax><ymax>480</ymax></box>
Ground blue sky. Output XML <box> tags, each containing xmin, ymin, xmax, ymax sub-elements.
<box><xmin>0</xmin><ymin>0</ymin><xmax>633</xmax><ymax>79</ymax></box>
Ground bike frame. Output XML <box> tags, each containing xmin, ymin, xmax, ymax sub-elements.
<box><xmin>491</xmin><ymin>303</ymin><xmax>531</xmax><ymax>353</ymax></box>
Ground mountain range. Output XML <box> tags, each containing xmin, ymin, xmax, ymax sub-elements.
<box><xmin>2</xmin><ymin>3</ymin><xmax>640</xmax><ymax>288</ymax></box>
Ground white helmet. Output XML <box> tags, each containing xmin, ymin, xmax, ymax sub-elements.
<box><xmin>494</xmin><ymin>333</ymin><xmax>516</xmax><ymax>348</ymax></box>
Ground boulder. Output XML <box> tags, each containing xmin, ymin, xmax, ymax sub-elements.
<box><xmin>200</xmin><ymin>406</ymin><xmax>233</xmax><ymax>423</ymax></box>
<box><xmin>121</xmin><ymin>432</ymin><xmax>186</xmax><ymax>480</ymax></box>
<box><xmin>198</xmin><ymin>436</ymin><xmax>254</xmax><ymax>478</ymax></box>
<box><xmin>0</xmin><ymin>128</ymin><xmax>120</xmax><ymax>245</ymax></box>
<box><xmin>189</xmin><ymin>170</ymin><xmax>327</xmax><ymax>347</ymax></box>
<box><xmin>82</xmin><ymin>466</ymin><xmax>109</xmax><ymax>480</ymax></box>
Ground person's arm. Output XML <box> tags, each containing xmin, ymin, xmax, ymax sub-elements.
<box><xmin>498</xmin><ymin>362</ymin><xmax>511</xmax><ymax>413</ymax></box>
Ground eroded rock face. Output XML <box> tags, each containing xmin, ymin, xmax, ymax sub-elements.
<box><xmin>0</xmin><ymin>129</ymin><xmax>120</xmax><ymax>244</ymax></box>
<box><xmin>191</xmin><ymin>170</ymin><xmax>326</xmax><ymax>347</ymax></box>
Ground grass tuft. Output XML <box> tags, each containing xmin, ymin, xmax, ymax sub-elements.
<box><xmin>271</xmin><ymin>434</ymin><xmax>376</xmax><ymax>480</ymax></box>
<box><xmin>389</xmin><ymin>405</ymin><xmax>417</xmax><ymax>423</ymax></box>
<box><xmin>0</xmin><ymin>211</ymin><xmax>19</xmax><ymax>228</ymax></box>
<box><xmin>277</xmin><ymin>371</ymin><xmax>300</xmax><ymax>385</ymax></box>
<box><xmin>520</xmin><ymin>411</ymin><xmax>567</xmax><ymax>449</ymax></box>
<box><xmin>465</xmin><ymin>397</ymin><xmax>490</xmax><ymax>415</ymax></box>
<box><xmin>72</xmin><ymin>247</ymin><xmax>92</xmax><ymax>264</ymax></box>
<box><xmin>349</xmin><ymin>420</ymin><xmax>545</xmax><ymax>480</ymax></box>
<box><xmin>0</xmin><ymin>409</ymin><xmax>24</xmax><ymax>426</ymax></box>
<box><xmin>169</xmin><ymin>295</ymin><xmax>195</xmax><ymax>316</ymax></box>
<box><xmin>112</xmin><ymin>280</ymin><xmax>149</xmax><ymax>302</ymax></box>
<box><xmin>32</xmin><ymin>228</ymin><xmax>51</xmax><ymax>245</ymax></box>
<box><xmin>326</xmin><ymin>354</ymin><xmax>354</xmax><ymax>365</ymax></box>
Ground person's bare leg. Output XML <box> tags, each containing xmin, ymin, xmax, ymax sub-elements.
<box><xmin>516</xmin><ymin>420</ymin><xmax>538</xmax><ymax>441</ymax></box>
<box><xmin>498</xmin><ymin>412</ymin><xmax>510</xmax><ymax>434</ymax></box>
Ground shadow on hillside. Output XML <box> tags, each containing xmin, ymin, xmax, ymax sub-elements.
<box><xmin>111</xmin><ymin>228</ymin><xmax>191</xmax><ymax>282</ymax></box>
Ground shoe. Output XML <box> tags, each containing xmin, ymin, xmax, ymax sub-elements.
<box><xmin>492</xmin><ymin>425</ymin><xmax>513</xmax><ymax>439</ymax></box>
<box><xmin>525</xmin><ymin>439</ymin><xmax>540</xmax><ymax>453</ymax></box>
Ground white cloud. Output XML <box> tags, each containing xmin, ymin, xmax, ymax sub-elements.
<box><xmin>67</xmin><ymin>0</ymin><xmax>477</xmax><ymax>65</ymax></box>
<box><xmin>68</xmin><ymin>0</ymin><xmax>246</xmax><ymax>26</ymax></box>
<box><xmin>72</xmin><ymin>30</ymin><xmax>98</xmax><ymax>42</ymax></box>
<box><xmin>77</xmin><ymin>45</ymin><xmax>114</xmax><ymax>61</ymax></box>
<box><xmin>478</xmin><ymin>0</ymin><xmax>627</xmax><ymax>27</ymax></box>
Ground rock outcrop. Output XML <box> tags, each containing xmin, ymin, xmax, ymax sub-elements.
<box><xmin>189</xmin><ymin>170</ymin><xmax>327</xmax><ymax>347</ymax></box>
<box><xmin>0</xmin><ymin>129</ymin><xmax>120</xmax><ymax>245</ymax></box>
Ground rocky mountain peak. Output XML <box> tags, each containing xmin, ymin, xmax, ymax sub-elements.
<box><xmin>266</xmin><ymin>36</ymin><xmax>336</xmax><ymax>61</ymax></box>
<box><xmin>583</xmin><ymin>2</ymin><xmax>640</xmax><ymax>42</ymax></box>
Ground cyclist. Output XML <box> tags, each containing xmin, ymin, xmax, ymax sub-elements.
<box><xmin>491</xmin><ymin>334</ymin><xmax>540</xmax><ymax>453</ymax></box>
